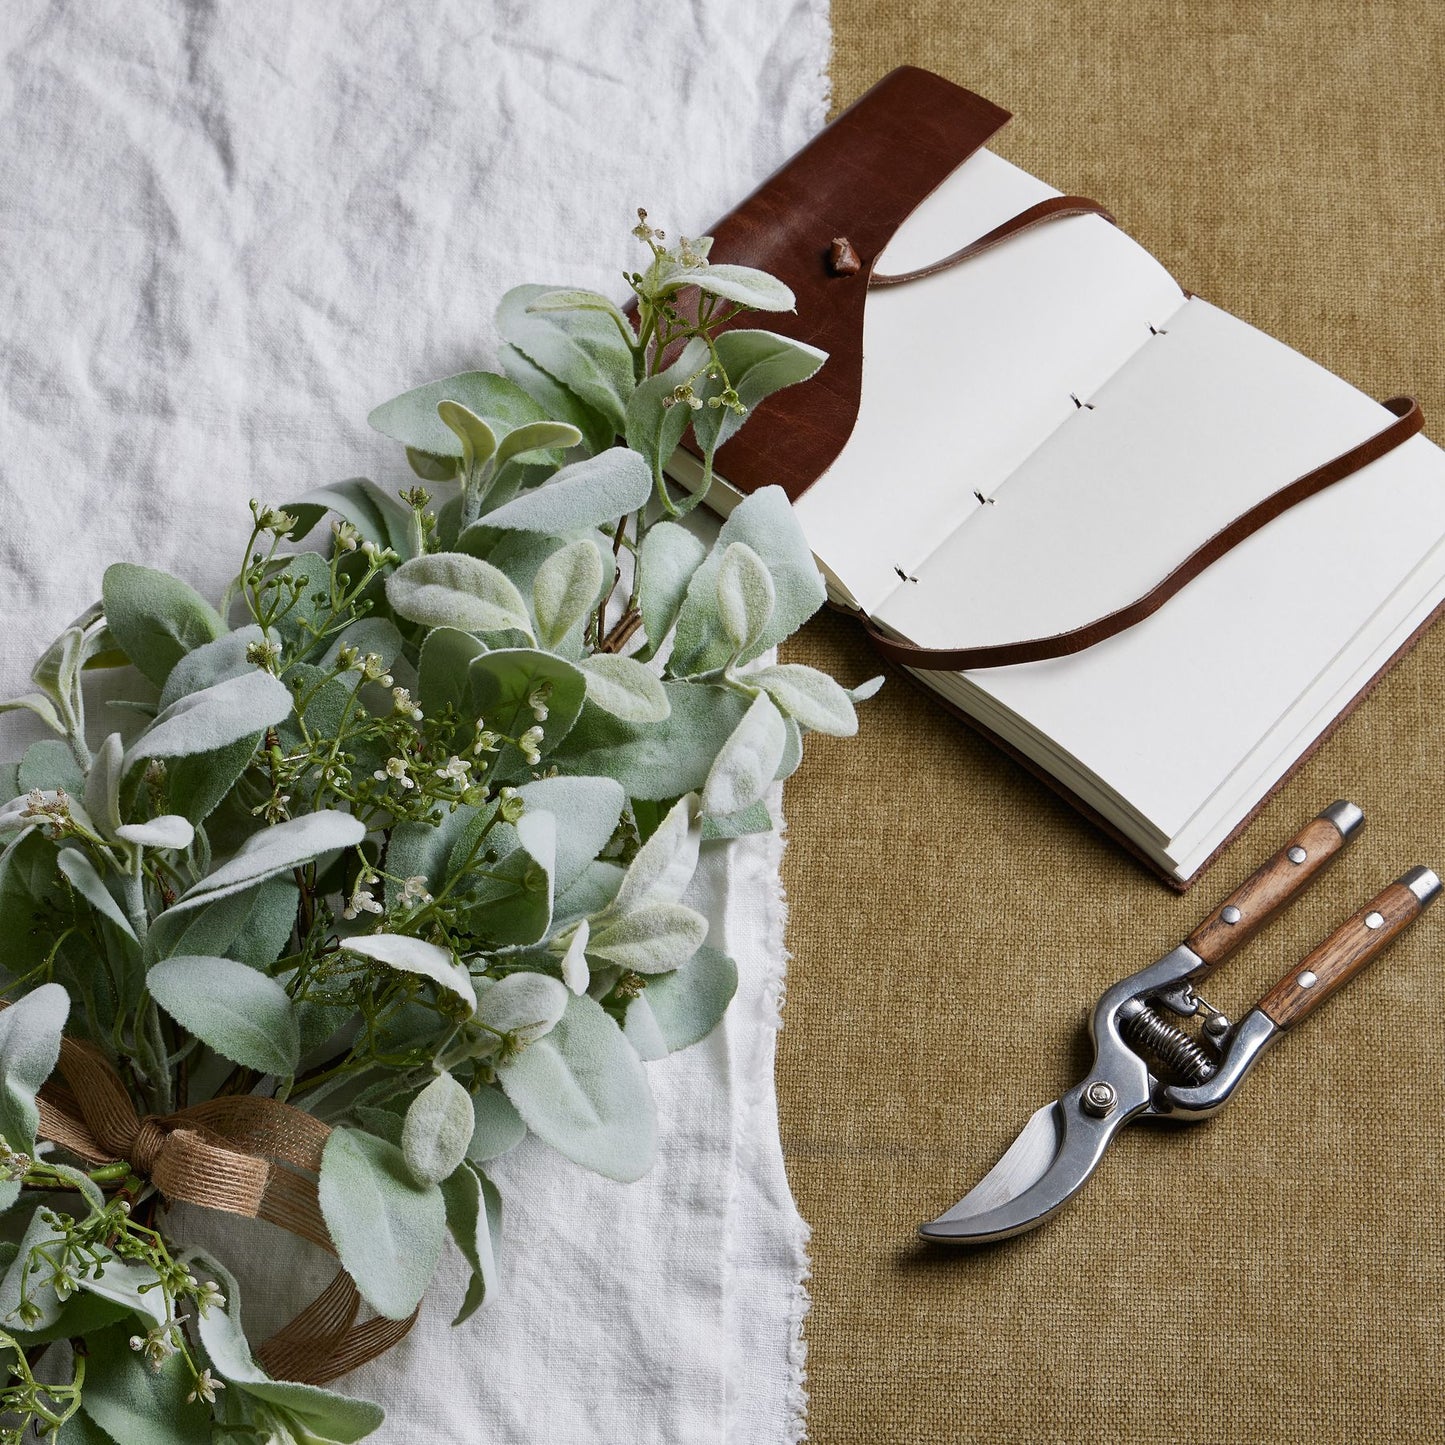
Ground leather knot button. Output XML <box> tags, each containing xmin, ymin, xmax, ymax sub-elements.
<box><xmin>828</xmin><ymin>236</ymin><xmax>861</xmax><ymax>275</ymax></box>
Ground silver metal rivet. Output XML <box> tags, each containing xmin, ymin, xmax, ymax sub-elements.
<box><xmin>1297</xmin><ymin>970</ymin><xmax>1319</xmax><ymax>989</ymax></box>
<box><xmin>1221</xmin><ymin>905</ymin><xmax>1242</xmax><ymax>925</ymax></box>
<box><xmin>1204</xmin><ymin>1013</ymin><xmax>1230</xmax><ymax>1037</ymax></box>
<box><xmin>1288</xmin><ymin>846</ymin><xmax>1307</xmax><ymax>864</ymax></box>
<box><xmin>1082</xmin><ymin>1081</ymin><xmax>1117</xmax><ymax>1117</ymax></box>
<box><xmin>1365</xmin><ymin>911</ymin><xmax>1384</xmax><ymax>930</ymax></box>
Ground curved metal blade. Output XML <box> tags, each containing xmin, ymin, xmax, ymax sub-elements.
<box><xmin>919</xmin><ymin>1083</ymin><xmax>1144</xmax><ymax>1244</ymax></box>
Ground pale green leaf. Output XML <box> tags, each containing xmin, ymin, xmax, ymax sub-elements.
<box><xmin>148</xmin><ymin>955</ymin><xmax>301</xmax><ymax>1075</ymax></box>
<box><xmin>670</xmin><ymin>486</ymin><xmax>826</xmax><ymax>674</ymax></box>
<box><xmin>624</xmin><ymin>337</ymin><xmax>709</xmax><ymax>490</ymax></box>
<box><xmin>319</xmin><ymin>1126</ymin><xmax>447</xmax><ymax>1319</ymax></box>
<box><xmin>0</xmin><ymin>693</ymin><xmax>64</xmax><ymax>734</ymax></box>
<box><xmin>515</xmin><ymin>775</ymin><xmax>624</xmax><ymax>893</ymax></box>
<box><xmin>124</xmin><ymin>669</ymin><xmax>291</xmax><ymax>765</ymax></box>
<box><xmin>637</xmin><ymin>520</ymin><xmax>707</xmax><ymax>650</ymax></box>
<box><xmin>702</xmin><ymin>692</ymin><xmax>787</xmax><ymax>815</ymax></box>
<box><xmin>587</xmin><ymin>901</ymin><xmax>708</xmax><ymax>974</ymax></box>
<box><xmin>468</xmin><ymin>648</ymin><xmax>587</xmax><ymax>757</ymax></box>
<box><xmin>577</xmin><ymin>654</ymin><xmax>670</xmax><ymax>723</ymax></box>
<box><xmin>645</xmin><ymin>944</ymin><xmax>738</xmax><ymax>1052</ymax></box>
<box><xmin>532</xmin><ymin>539</ymin><xmax>603</xmax><ymax>650</ymax></box>
<box><xmin>439</xmin><ymin>1158</ymin><xmax>503</xmax><ymax>1324</ymax></box>
<box><xmin>468</xmin><ymin>1086</ymin><xmax>528</xmax><ymax>1163</ymax></box>
<box><xmin>750</xmin><ymin>662</ymin><xmax>859</xmax><ymax>736</ymax></box>
<box><xmin>386</xmin><ymin>552</ymin><xmax>534</xmax><ymax>637</ymax></box>
<box><xmin>477</xmin><ymin>971</ymin><xmax>568</xmax><ymax>1042</ymax></box>
<box><xmin>101</xmin><ymin>563</ymin><xmax>225</xmax><ymax>688</ymax></box>
<box><xmin>499</xmin><ymin>341</ymin><xmax>615</xmax><ymax>456</ymax></box>
<box><xmin>497</xmin><ymin>283</ymin><xmax>636</xmax><ymax>433</ymax></box>
<box><xmin>612</xmin><ymin>793</ymin><xmax>700</xmax><ymax>913</ymax></box>
<box><xmin>437</xmin><ymin>399</ymin><xmax>497</xmax><ymax>473</ymax></box>
<box><xmin>0</xmin><ymin>983</ymin><xmax>67</xmax><ymax>1156</ymax></box>
<box><xmin>559</xmin><ymin>919</ymin><xmax>590</xmax><ymax>994</ymax></box>
<box><xmin>368</xmin><ymin>370</ymin><xmax>550</xmax><ymax>460</ymax></box>
<box><xmin>622</xmin><ymin>995</ymin><xmax>668</xmax><ymax>1060</ymax></box>
<box><xmin>497</xmin><ymin>992</ymin><xmax>656</xmax><ymax>1182</ymax></box>
<box><xmin>57</xmin><ymin>848</ymin><xmax>137</xmax><ymax>940</ymax></box>
<box><xmin>416</xmin><ymin>625</ymin><xmax>488</xmax><ymax>723</ymax></box>
<box><xmin>157</xmin><ymin>626</ymin><xmax>265</xmax><ymax>711</ymax></box>
<box><xmin>549</xmin><ymin>681</ymin><xmax>748</xmax><ymax>799</ymax></box>
<box><xmin>171</xmin><ymin>812</ymin><xmax>364</xmax><ymax>912</ymax></box>
<box><xmin>483</xmin><ymin>448</ymin><xmax>652</xmax><ymax>534</ymax></box>
<box><xmin>115</xmin><ymin>814</ymin><xmax>195</xmax><ymax>850</ymax></box>
<box><xmin>84</xmin><ymin>732</ymin><xmax>124</xmax><ymax>836</ymax></box>
<box><xmin>284</xmin><ymin>475</ymin><xmax>419</xmax><ymax>557</ymax></box>
<box><xmin>341</xmin><ymin>934</ymin><xmax>477</xmax><ymax>1011</ymax></box>
<box><xmin>673</xmin><ymin>262</ymin><xmax>795</xmax><ymax>312</ymax></box>
<box><xmin>402</xmin><ymin>1071</ymin><xmax>475</xmax><ymax>1185</ymax></box>
<box><xmin>494</xmin><ymin>419</ymin><xmax>584</xmax><ymax>468</ymax></box>
<box><xmin>715</xmin><ymin>542</ymin><xmax>775</xmax><ymax>656</ymax></box>
<box><xmin>690</xmin><ymin>328</ymin><xmax>828</xmax><ymax>458</ymax></box>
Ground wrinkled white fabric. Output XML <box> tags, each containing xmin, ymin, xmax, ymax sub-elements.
<box><xmin>0</xmin><ymin>2</ymin><xmax>828</xmax><ymax>1440</ymax></box>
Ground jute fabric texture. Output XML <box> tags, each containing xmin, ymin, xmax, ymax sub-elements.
<box><xmin>778</xmin><ymin>5</ymin><xmax>1445</xmax><ymax>1441</ymax></box>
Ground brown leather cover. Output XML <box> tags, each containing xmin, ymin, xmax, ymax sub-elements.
<box><xmin>675</xmin><ymin>66</ymin><xmax>1010</xmax><ymax>500</ymax></box>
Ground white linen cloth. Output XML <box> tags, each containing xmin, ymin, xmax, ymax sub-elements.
<box><xmin>0</xmin><ymin>3</ymin><xmax>829</xmax><ymax>1440</ymax></box>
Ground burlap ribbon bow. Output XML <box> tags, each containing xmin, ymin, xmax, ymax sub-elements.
<box><xmin>28</xmin><ymin>1024</ymin><xmax>415</xmax><ymax>1385</ymax></box>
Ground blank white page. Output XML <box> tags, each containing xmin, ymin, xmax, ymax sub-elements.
<box><xmin>792</xmin><ymin>148</ymin><xmax>1186</xmax><ymax>614</ymax></box>
<box><xmin>913</xmin><ymin>316</ymin><xmax>1445</xmax><ymax>836</ymax></box>
<box><xmin>876</xmin><ymin>297</ymin><xmax>1403</xmax><ymax>646</ymax></box>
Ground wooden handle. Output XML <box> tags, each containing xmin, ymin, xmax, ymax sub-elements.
<box><xmin>1185</xmin><ymin>804</ymin><xmax>1362</xmax><ymax>972</ymax></box>
<box><xmin>1258</xmin><ymin>872</ymin><xmax>1438</xmax><ymax>1028</ymax></box>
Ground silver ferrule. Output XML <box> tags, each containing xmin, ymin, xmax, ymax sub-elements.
<box><xmin>1400</xmin><ymin>866</ymin><xmax>1442</xmax><ymax>908</ymax></box>
<box><xmin>1319</xmin><ymin>800</ymin><xmax>1365</xmax><ymax>839</ymax></box>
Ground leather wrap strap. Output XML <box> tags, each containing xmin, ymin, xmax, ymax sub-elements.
<box><xmin>869</xmin><ymin>195</ymin><xmax>1116</xmax><ymax>287</ymax></box>
<box><xmin>858</xmin><ymin>396</ymin><xmax>1424</xmax><ymax>671</ymax></box>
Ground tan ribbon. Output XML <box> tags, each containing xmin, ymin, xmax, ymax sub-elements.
<box><xmin>23</xmin><ymin>1021</ymin><xmax>415</xmax><ymax>1386</ymax></box>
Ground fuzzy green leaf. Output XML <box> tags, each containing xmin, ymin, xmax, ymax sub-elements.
<box><xmin>80</xmin><ymin>1325</ymin><xmax>212</xmax><ymax>1444</ymax></box>
<box><xmin>497</xmin><ymin>283</ymin><xmax>636</xmax><ymax>433</ymax></box>
<box><xmin>285</xmin><ymin>476</ymin><xmax>419</xmax><ymax>557</ymax></box>
<box><xmin>483</xmin><ymin>448</ymin><xmax>652</xmax><ymax>534</ymax></box>
<box><xmin>439</xmin><ymin>1158</ymin><xmax>503</xmax><ymax>1324</ymax></box>
<box><xmin>587</xmin><ymin>901</ymin><xmax>709</xmax><ymax>974</ymax></box>
<box><xmin>402</xmin><ymin>1071</ymin><xmax>475</xmax><ymax>1185</ymax></box>
<box><xmin>148</xmin><ymin>955</ymin><xmax>301</xmax><ymax>1076</ymax></box>
<box><xmin>577</xmin><ymin>654</ymin><xmax>670</xmax><ymax>723</ymax></box>
<box><xmin>611</xmin><ymin>794</ymin><xmax>700</xmax><ymax>914</ymax></box>
<box><xmin>702</xmin><ymin>692</ymin><xmax>787</xmax><ymax>816</ymax></box>
<box><xmin>368</xmin><ymin>370</ymin><xmax>551</xmax><ymax>460</ymax></box>
<box><xmin>637</xmin><ymin>521</ymin><xmax>707</xmax><ymax>650</ymax></box>
<box><xmin>670</xmin><ymin>486</ymin><xmax>826</xmax><ymax>674</ymax></box>
<box><xmin>171</xmin><ymin>812</ymin><xmax>364</xmax><ymax>912</ymax></box>
<box><xmin>715</xmin><ymin>542</ymin><xmax>775</xmax><ymax>656</ymax></box>
<box><xmin>750</xmin><ymin>662</ymin><xmax>859</xmax><ymax>736</ymax></box>
<box><xmin>690</xmin><ymin>328</ymin><xmax>828</xmax><ymax>458</ymax></box>
<box><xmin>341</xmin><ymin>934</ymin><xmax>477</xmax><ymax>1012</ymax></box>
<box><xmin>674</xmin><ymin>263</ymin><xmax>795</xmax><ymax>312</ymax></box>
<box><xmin>477</xmin><ymin>971</ymin><xmax>568</xmax><ymax>1043</ymax></box>
<box><xmin>386</xmin><ymin>552</ymin><xmax>534</xmax><ymax>637</ymax></box>
<box><xmin>319</xmin><ymin>1126</ymin><xmax>447</xmax><ymax>1319</ymax></box>
<box><xmin>468</xmin><ymin>1086</ymin><xmax>528</xmax><ymax>1163</ymax></box>
<box><xmin>101</xmin><ymin>563</ymin><xmax>225</xmax><ymax>688</ymax></box>
<box><xmin>645</xmin><ymin>944</ymin><xmax>739</xmax><ymax>1052</ymax></box>
<box><xmin>124</xmin><ymin>669</ymin><xmax>291</xmax><ymax>766</ymax></box>
<box><xmin>57</xmin><ymin>848</ymin><xmax>136</xmax><ymax>941</ymax></box>
<box><xmin>468</xmin><ymin>648</ymin><xmax>587</xmax><ymax>758</ymax></box>
<box><xmin>514</xmin><ymin>775</ymin><xmax>623</xmax><ymax>893</ymax></box>
<box><xmin>532</xmin><ymin>539</ymin><xmax>604</xmax><ymax>650</ymax></box>
<box><xmin>0</xmin><ymin>983</ymin><xmax>67</xmax><ymax>1159</ymax></box>
<box><xmin>497</xmin><ymin>992</ymin><xmax>656</xmax><ymax>1182</ymax></box>
<box><xmin>499</xmin><ymin>341</ymin><xmax>615</xmax><ymax>456</ymax></box>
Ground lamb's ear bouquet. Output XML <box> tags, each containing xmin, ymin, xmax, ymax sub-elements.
<box><xmin>0</xmin><ymin>217</ymin><xmax>879</xmax><ymax>1443</ymax></box>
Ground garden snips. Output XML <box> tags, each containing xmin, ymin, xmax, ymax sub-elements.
<box><xmin>920</xmin><ymin>801</ymin><xmax>1439</xmax><ymax>1244</ymax></box>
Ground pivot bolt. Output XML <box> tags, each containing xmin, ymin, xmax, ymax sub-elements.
<box><xmin>1082</xmin><ymin>1081</ymin><xmax>1118</xmax><ymax>1117</ymax></box>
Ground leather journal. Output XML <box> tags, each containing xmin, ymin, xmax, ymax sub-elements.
<box><xmin>663</xmin><ymin>66</ymin><xmax>1445</xmax><ymax>889</ymax></box>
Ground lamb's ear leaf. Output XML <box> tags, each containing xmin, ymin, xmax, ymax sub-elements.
<box><xmin>701</xmin><ymin>693</ymin><xmax>787</xmax><ymax>816</ymax></box>
<box><xmin>482</xmin><ymin>448</ymin><xmax>652</xmax><ymax>535</ymax></box>
<box><xmin>368</xmin><ymin>370</ymin><xmax>550</xmax><ymax>459</ymax></box>
<box><xmin>101</xmin><ymin>563</ymin><xmax>225</xmax><ymax>688</ymax></box>
<box><xmin>402</xmin><ymin>1071</ymin><xmax>475</xmax><ymax>1186</ymax></box>
<box><xmin>190</xmin><ymin>1254</ymin><xmax>385</xmax><ymax>1440</ymax></box>
<box><xmin>319</xmin><ymin>1126</ymin><xmax>447</xmax><ymax>1320</ymax></box>
<box><xmin>0</xmin><ymin>983</ymin><xmax>68</xmax><ymax>1171</ymax></box>
<box><xmin>79</xmin><ymin>1325</ymin><xmax>213</xmax><ymax>1444</ymax></box>
<box><xmin>577</xmin><ymin>655</ymin><xmax>670</xmax><ymax>723</ymax></box>
<box><xmin>497</xmin><ymin>993</ymin><xmax>656</xmax><ymax>1182</ymax></box>
<box><xmin>386</xmin><ymin>553</ymin><xmax>534</xmax><ymax>638</ymax></box>
<box><xmin>283</xmin><ymin>476</ymin><xmax>418</xmax><ymax>556</ymax></box>
<box><xmin>690</xmin><ymin>328</ymin><xmax>827</xmax><ymax>458</ymax></box>
<box><xmin>499</xmin><ymin>342</ymin><xmax>616</xmax><ymax>456</ymax></box>
<box><xmin>644</xmin><ymin>944</ymin><xmax>739</xmax><ymax>1052</ymax></box>
<box><xmin>439</xmin><ymin>1159</ymin><xmax>503</xmax><ymax>1324</ymax></box>
<box><xmin>147</xmin><ymin>956</ymin><xmax>301</xmax><ymax>1076</ymax></box>
<box><xmin>497</xmin><ymin>283</ymin><xmax>636</xmax><ymax>434</ymax></box>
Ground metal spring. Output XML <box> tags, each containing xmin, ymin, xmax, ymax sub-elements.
<box><xmin>1121</xmin><ymin>1003</ymin><xmax>1218</xmax><ymax>1085</ymax></box>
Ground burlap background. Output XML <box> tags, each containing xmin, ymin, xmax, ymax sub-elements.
<box><xmin>776</xmin><ymin>5</ymin><xmax>1445</xmax><ymax>1441</ymax></box>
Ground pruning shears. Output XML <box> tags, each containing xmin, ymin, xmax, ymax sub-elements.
<box><xmin>920</xmin><ymin>801</ymin><xmax>1439</xmax><ymax>1244</ymax></box>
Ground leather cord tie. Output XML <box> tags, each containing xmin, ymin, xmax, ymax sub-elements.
<box><xmin>856</xmin><ymin>395</ymin><xmax>1425</xmax><ymax>671</ymax></box>
<box><xmin>2</xmin><ymin>1002</ymin><xmax>416</xmax><ymax>1385</ymax></box>
<box><xmin>868</xmin><ymin>195</ymin><xmax>1117</xmax><ymax>287</ymax></box>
